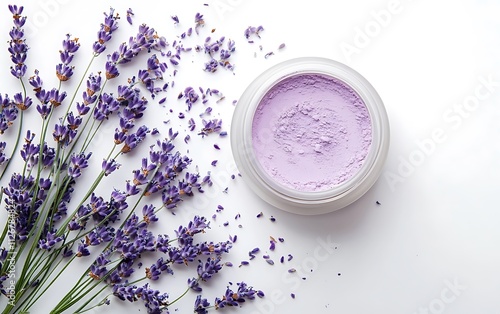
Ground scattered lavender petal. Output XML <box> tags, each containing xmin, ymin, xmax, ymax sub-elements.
<box><xmin>230</xmin><ymin>234</ymin><xmax>237</xmax><ymax>243</ymax></box>
<box><xmin>214</xmin><ymin>144</ymin><xmax>220</xmax><ymax>150</ymax></box>
<box><xmin>211</xmin><ymin>160</ymin><xmax>218</xmax><ymax>166</ymax></box>
<box><xmin>126</xmin><ymin>8</ymin><xmax>134</xmax><ymax>25</ymax></box>
<box><xmin>266</xmin><ymin>259</ymin><xmax>274</xmax><ymax>265</ymax></box>
<box><xmin>188</xmin><ymin>118</ymin><xmax>196</xmax><ymax>131</ymax></box>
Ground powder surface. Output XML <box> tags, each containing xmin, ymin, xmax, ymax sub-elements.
<box><xmin>251</xmin><ymin>74</ymin><xmax>372</xmax><ymax>192</ymax></box>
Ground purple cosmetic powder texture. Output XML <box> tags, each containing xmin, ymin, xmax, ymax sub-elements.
<box><xmin>251</xmin><ymin>73</ymin><xmax>372</xmax><ymax>192</ymax></box>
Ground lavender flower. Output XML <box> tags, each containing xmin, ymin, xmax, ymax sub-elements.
<box><xmin>8</xmin><ymin>5</ymin><xmax>28</xmax><ymax>79</ymax></box>
<box><xmin>145</xmin><ymin>257</ymin><xmax>172</xmax><ymax>280</ymax></box>
<box><xmin>13</xmin><ymin>92</ymin><xmax>32</xmax><ymax>111</ymax></box>
<box><xmin>214</xmin><ymin>282</ymin><xmax>263</xmax><ymax>309</ymax></box>
<box><xmin>3</xmin><ymin>173</ymin><xmax>39</xmax><ymax>242</ymax></box>
<box><xmin>0</xmin><ymin>94</ymin><xmax>18</xmax><ymax>134</ymax></box>
<box><xmin>93</xmin><ymin>7</ymin><xmax>119</xmax><ymax>55</ymax></box>
<box><xmin>67</xmin><ymin>152</ymin><xmax>92</xmax><ymax>178</ymax></box>
<box><xmin>113</xmin><ymin>283</ymin><xmax>169</xmax><ymax>313</ymax></box>
<box><xmin>38</xmin><ymin>231</ymin><xmax>64</xmax><ymax>251</ymax></box>
<box><xmin>56</xmin><ymin>34</ymin><xmax>80</xmax><ymax>81</ymax></box>
<box><xmin>102</xmin><ymin>158</ymin><xmax>120</xmax><ymax>176</ymax></box>
<box><xmin>197</xmin><ymin>256</ymin><xmax>223</xmax><ymax>282</ymax></box>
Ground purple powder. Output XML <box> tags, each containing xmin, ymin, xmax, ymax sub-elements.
<box><xmin>251</xmin><ymin>73</ymin><xmax>372</xmax><ymax>192</ymax></box>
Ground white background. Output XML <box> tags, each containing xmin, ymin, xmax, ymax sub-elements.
<box><xmin>1</xmin><ymin>0</ymin><xmax>500</xmax><ymax>313</ymax></box>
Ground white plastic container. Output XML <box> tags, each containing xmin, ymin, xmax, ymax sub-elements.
<box><xmin>231</xmin><ymin>57</ymin><xmax>390</xmax><ymax>215</ymax></box>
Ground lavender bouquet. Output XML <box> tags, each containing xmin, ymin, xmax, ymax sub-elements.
<box><xmin>0</xmin><ymin>5</ymin><xmax>262</xmax><ymax>313</ymax></box>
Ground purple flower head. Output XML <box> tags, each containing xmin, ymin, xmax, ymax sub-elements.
<box><xmin>197</xmin><ymin>256</ymin><xmax>223</xmax><ymax>282</ymax></box>
<box><xmin>29</xmin><ymin>70</ymin><xmax>43</xmax><ymax>92</ymax></box>
<box><xmin>161</xmin><ymin>185</ymin><xmax>181</xmax><ymax>210</ymax></box>
<box><xmin>53</xmin><ymin>123</ymin><xmax>68</xmax><ymax>143</ymax></box>
<box><xmin>105</xmin><ymin>60</ymin><xmax>119</xmax><ymax>79</ymax></box>
<box><xmin>8</xmin><ymin>5</ymin><xmax>28</xmax><ymax>79</ymax></box>
<box><xmin>194</xmin><ymin>295</ymin><xmax>211</xmax><ymax>313</ymax></box>
<box><xmin>56</xmin><ymin>64</ymin><xmax>74</xmax><ymax>82</ymax></box>
<box><xmin>93</xmin><ymin>93</ymin><xmax>119</xmax><ymax>121</ymax></box>
<box><xmin>38</xmin><ymin>231</ymin><xmax>64</xmax><ymax>251</ymax></box>
<box><xmin>102</xmin><ymin>158</ymin><xmax>120</xmax><ymax>176</ymax></box>
<box><xmin>214</xmin><ymin>281</ymin><xmax>263</xmax><ymax>309</ymax></box>
<box><xmin>13</xmin><ymin>92</ymin><xmax>32</xmax><ymax>111</ymax></box>
<box><xmin>93</xmin><ymin>7</ymin><xmax>119</xmax><ymax>55</ymax></box>
<box><xmin>0</xmin><ymin>95</ymin><xmax>18</xmax><ymax>134</ymax></box>
<box><xmin>76</xmin><ymin>241</ymin><xmax>90</xmax><ymax>257</ymax></box>
<box><xmin>8</xmin><ymin>5</ymin><xmax>26</xmax><ymax>26</ymax></box>
<box><xmin>86</xmin><ymin>73</ymin><xmax>102</xmax><ymax>97</ymax></box>
<box><xmin>145</xmin><ymin>257</ymin><xmax>172</xmax><ymax>280</ymax></box>
<box><xmin>48</xmin><ymin>88</ymin><xmax>67</xmax><ymax>107</ymax></box>
<box><xmin>56</xmin><ymin>34</ymin><xmax>80</xmax><ymax>81</ymax></box>
<box><xmin>141</xmin><ymin>204</ymin><xmax>158</xmax><ymax>226</ymax></box>
<box><xmin>68</xmin><ymin>152</ymin><xmax>92</xmax><ymax>178</ymax></box>
<box><xmin>121</xmin><ymin>126</ymin><xmax>149</xmax><ymax>154</ymax></box>
<box><xmin>76</xmin><ymin>102</ymin><xmax>90</xmax><ymax>116</ymax></box>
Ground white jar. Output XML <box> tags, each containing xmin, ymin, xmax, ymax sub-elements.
<box><xmin>231</xmin><ymin>57</ymin><xmax>390</xmax><ymax>215</ymax></box>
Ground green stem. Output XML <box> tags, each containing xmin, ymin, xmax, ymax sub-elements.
<box><xmin>168</xmin><ymin>286</ymin><xmax>191</xmax><ymax>307</ymax></box>
<box><xmin>60</xmin><ymin>55</ymin><xmax>97</xmax><ymax>125</ymax></box>
<box><xmin>21</xmin><ymin>255</ymin><xmax>76</xmax><ymax>312</ymax></box>
<box><xmin>72</xmin><ymin>285</ymin><xmax>108</xmax><ymax>314</ymax></box>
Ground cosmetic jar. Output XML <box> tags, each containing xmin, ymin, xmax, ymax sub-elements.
<box><xmin>231</xmin><ymin>57</ymin><xmax>389</xmax><ymax>215</ymax></box>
